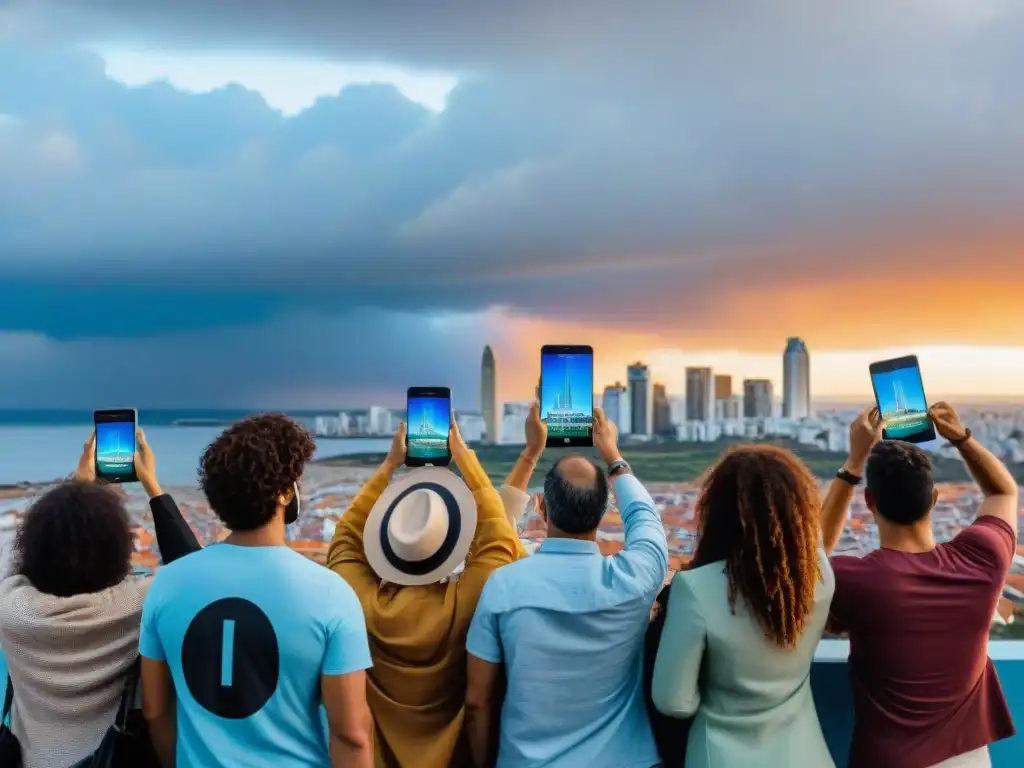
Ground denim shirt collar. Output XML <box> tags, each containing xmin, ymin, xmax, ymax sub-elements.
<box><xmin>537</xmin><ymin>538</ymin><xmax>601</xmax><ymax>555</ymax></box>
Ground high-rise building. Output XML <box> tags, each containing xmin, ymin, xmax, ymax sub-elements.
<box><xmin>627</xmin><ymin>363</ymin><xmax>652</xmax><ymax>436</ymax></box>
<box><xmin>685</xmin><ymin>367</ymin><xmax>714</xmax><ymax>422</ymax></box>
<box><xmin>601</xmin><ymin>382</ymin><xmax>632</xmax><ymax>435</ymax></box>
<box><xmin>715</xmin><ymin>395</ymin><xmax>743</xmax><ymax>421</ymax></box>
<box><xmin>782</xmin><ymin>337</ymin><xmax>811</xmax><ymax>420</ymax></box>
<box><xmin>744</xmin><ymin>378</ymin><xmax>774</xmax><ymax>419</ymax></box>
<box><xmin>653</xmin><ymin>383</ymin><xmax>673</xmax><ymax>435</ymax></box>
<box><xmin>714</xmin><ymin>375</ymin><xmax>733</xmax><ymax>400</ymax></box>
<box><xmin>481</xmin><ymin>345</ymin><xmax>500</xmax><ymax>444</ymax></box>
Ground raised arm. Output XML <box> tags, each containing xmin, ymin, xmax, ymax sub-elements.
<box><xmin>455</xmin><ymin>417</ymin><xmax>521</xmax><ymax>597</ymax></box>
<box><xmin>71</xmin><ymin>429</ymin><xmax>201</xmax><ymax>564</ymax></box>
<box><xmin>930</xmin><ymin>402</ymin><xmax>1018</xmax><ymax>538</ymax></box>
<box><xmin>326</xmin><ymin>425</ymin><xmax>406</xmax><ymax>594</ymax></box>
<box><xmin>499</xmin><ymin>402</ymin><xmax>546</xmax><ymax>557</ymax></box>
<box><xmin>821</xmin><ymin>408</ymin><xmax>882</xmax><ymax>554</ymax></box>
<box><xmin>136</xmin><ymin>429</ymin><xmax>202</xmax><ymax>563</ymax></box>
<box><xmin>595</xmin><ymin>407</ymin><xmax>669</xmax><ymax>592</ymax></box>
<box><xmin>652</xmin><ymin>573</ymin><xmax>705</xmax><ymax>719</ymax></box>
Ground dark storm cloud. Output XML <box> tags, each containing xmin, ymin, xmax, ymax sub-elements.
<box><xmin>2</xmin><ymin>2</ymin><xmax>1024</xmax><ymax>404</ymax></box>
<box><xmin>0</xmin><ymin>309</ymin><xmax>526</xmax><ymax>409</ymax></box>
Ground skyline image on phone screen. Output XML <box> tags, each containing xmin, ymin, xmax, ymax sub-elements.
<box><xmin>869</xmin><ymin>357</ymin><xmax>936</xmax><ymax>443</ymax></box>
<box><xmin>541</xmin><ymin>345</ymin><xmax>594</xmax><ymax>447</ymax></box>
<box><xmin>407</xmin><ymin>388</ymin><xmax>451</xmax><ymax>466</ymax></box>
<box><xmin>94</xmin><ymin>409</ymin><xmax>137</xmax><ymax>482</ymax></box>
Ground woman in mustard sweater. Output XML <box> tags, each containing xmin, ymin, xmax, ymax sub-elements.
<box><xmin>326</xmin><ymin>407</ymin><xmax>543</xmax><ymax>768</ymax></box>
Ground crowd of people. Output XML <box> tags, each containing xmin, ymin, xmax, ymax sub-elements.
<box><xmin>0</xmin><ymin>400</ymin><xmax>1017</xmax><ymax>768</ymax></box>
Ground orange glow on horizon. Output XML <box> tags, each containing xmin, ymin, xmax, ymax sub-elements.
<box><xmin>488</xmin><ymin>312</ymin><xmax>1024</xmax><ymax>402</ymax></box>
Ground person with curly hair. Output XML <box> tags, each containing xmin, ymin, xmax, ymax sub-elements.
<box><xmin>0</xmin><ymin>429</ymin><xmax>199</xmax><ymax>768</ymax></box>
<box><xmin>820</xmin><ymin>404</ymin><xmax>1017</xmax><ymax>768</ymax></box>
<box><xmin>651</xmin><ymin>444</ymin><xmax>835</xmax><ymax>768</ymax></box>
<box><xmin>139</xmin><ymin>413</ymin><xmax>373</xmax><ymax>768</ymax></box>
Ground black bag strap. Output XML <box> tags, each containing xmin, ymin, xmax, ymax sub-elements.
<box><xmin>2</xmin><ymin>675</ymin><xmax>12</xmax><ymax>724</ymax></box>
<box><xmin>113</xmin><ymin>658</ymin><xmax>142</xmax><ymax>733</ymax></box>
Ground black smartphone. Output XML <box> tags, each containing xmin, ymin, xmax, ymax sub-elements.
<box><xmin>868</xmin><ymin>355</ymin><xmax>936</xmax><ymax>443</ymax></box>
<box><xmin>406</xmin><ymin>387</ymin><xmax>452</xmax><ymax>467</ymax></box>
<box><xmin>540</xmin><ymin>345</ymin><xmax>594</xmax><ymax>447</ymax></box>
<box><xmin>94</xmin><ymin>408</ymin><xmax>138</xmax><ymax>483</ymax></box>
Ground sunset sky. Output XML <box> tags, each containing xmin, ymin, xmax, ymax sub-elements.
<box><xmin>1</xmin><ymin>2</ymin><xmax>1023</xmax><ymax>408</ymax></box>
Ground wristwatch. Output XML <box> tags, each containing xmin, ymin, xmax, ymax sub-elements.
<box><xmin>836</xmin><ymin>468</ymin><xmax>862</xmax><ymax>486</ymax></box>
<box><xmin>950</xmin><ymin>428</ymin><xmax>972</xmax><ymax>447</ymax></box>
<box><xmin>607</xmin><ymin>459</ymin><xmax>631</xmax><ymax>478</ymax></box>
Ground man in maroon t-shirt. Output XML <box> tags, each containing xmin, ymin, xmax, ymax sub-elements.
<box><xmin>820</xmin><ymin>402</ymin><xmax>1018</xmax><ymax>768</ymax></box>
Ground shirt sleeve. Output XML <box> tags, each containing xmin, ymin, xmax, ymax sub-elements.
<box><xmin>651</xmin><ymin>573</ymin><xmax>705</xmax><ymax>718</ymax></box>
<box><xmin>322</xmin><ymin>576</ymin><xmax>373</xmax><ymax>676</ymax></box>
<box><xmin>826</xmin><ymin>554</ymin><xmax>864</xmax><ymax>635</ymax></box>
<box><xmin>945</xmin><ymin>516</ymin><xmax>1016</xmax><ymax>577</ymax></box>
<box><xmin>138</xmin><ymin>576</ymin><xmax>166</xmax><ymax>662</ymax></box>
<box><xmin>498</xmin><ymin>484</ymin><xmax>530</xmax><ymax>530</ymax></box>
<box><xmin>466</xmin><ymin>578</ymin><xmax>503</xmax><ymax>664</ymax></box>
<box><xmin>612</xmin><ymin>474</ymin><xmax>669</xmax><ymax>596</ymax></box>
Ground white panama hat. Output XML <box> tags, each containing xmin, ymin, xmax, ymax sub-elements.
<box><xmin>363</xmin><ymin>467</ymin><xmax>478</xmax><ymax>586</ymax></box>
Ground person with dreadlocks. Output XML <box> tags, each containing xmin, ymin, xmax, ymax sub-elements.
<box><xmin>650</xmin><ymin>444</ymin><xmax>835</xmax><ymax>768</ymax></box>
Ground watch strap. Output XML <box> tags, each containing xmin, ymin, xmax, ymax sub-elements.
<box><xmin>836</xmin><ymin>468</ymin><xmax>862</xmax><ymax>486</ymax></box>
<box><xmin>607</xmin><ymin>459</ymin><xmax>630</xmax><ymax>477</ymax></box>
<box><xmin>950</xmin><ymin>428</ymin><xmax>972</xmax><ymax>446</ymax></box>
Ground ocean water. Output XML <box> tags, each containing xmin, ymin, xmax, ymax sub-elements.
<box><xmin>0</xmin><ymin>410</ymin><xmax>391</xmax><ymax>486</ymax></box>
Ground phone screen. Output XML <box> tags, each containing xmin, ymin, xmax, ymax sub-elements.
<box><xmin>94</xmin><ymin>409</ymin><xmax>138</xmax><ymax>482</ymax></box>
<box><xmin>541</xmin><ymin>346</ymin><xmax>594</xmax><ymax>447</ymax></box>
<box><xmin>870</xmin><ymin>359</ymin><xmax>935</xmax><ymax>443</ymax></box>
<box><xmin>407</xmin><ymin>390</ymin><xmax>451</xmax><ymax>466</ymax></box>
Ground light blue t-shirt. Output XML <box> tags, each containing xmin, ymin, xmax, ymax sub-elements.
<box><xmin>140</xmin><ymin>544</ymin><xmax>371</xmax><ymax>767</ymax></box>
<box><xmin>466</xmin><ymin>474</ymin><xmax>669</xmax><ymax>768</ymax></box>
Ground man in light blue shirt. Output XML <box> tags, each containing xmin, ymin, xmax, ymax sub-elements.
<box><xmin>465</xmin><ymin>407</ymin><xmax>668</xmax><ymax>768</ymax></box>
<box><xmin>139</xmin><ymin>414</ymin><xmax>373</xmax><ymax>767</ymax></box>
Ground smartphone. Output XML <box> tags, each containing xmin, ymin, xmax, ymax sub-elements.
<box><xmin>406</xmin><ymin>387</ymin><xmax>452</xmax><ymax>467</ymax></box>
<box><xmin>868</xmin><ymin>356</ymin><xmax>936</xmax><ymax>443</ymax></box>
<box><xmin>94</xmin><ymin>408</ymin><xmax>138</xmax><ymax>483</ymax></box>
<box><xmin>540</xmin><ymin>345</ymin><xmax>594</xmax><ymax>447</ymax></box>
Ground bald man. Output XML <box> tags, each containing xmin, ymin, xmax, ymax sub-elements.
<box><xmin>464</xmin><ymin>408</ymin><xmax>669</xmax><ymax>768</ymax></box>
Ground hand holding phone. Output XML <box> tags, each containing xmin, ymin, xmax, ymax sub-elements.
<box><xmin>927</xmin><ymin>401</ymin><xmax>968</xmax><ymax>443</ymax></box>
<box><xmin>592</xmin><ymin>406</ymin><xmax>620</xmax><ymax>464</ymax></box>
<box><xmin>93</xmin><ymin>408</ymin><xmax>139</xmax><ymax>483</ymax></box>
<box><xmin>524</xmin><ymin>402</ymin><xmax>546</xmax><ymax>460</ymax></box>
<box><xmin>406</xmin><ymin>387</ymin><xmax>452</xmax><ymax>467</ymax></box>
<box><xmin>74</xmin><ymin>432</ymin><xmax>97</xmax><ymax>483</ymax></box>
<box><xmin>868</xmin><ymin>356</ymin><xmax>936</xmax><ymax>443</ymax></box>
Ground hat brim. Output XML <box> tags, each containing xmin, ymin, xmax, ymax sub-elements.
<box><xmin>362</xmin><ymin>467</ymin><xmax>478</xmax><ymax>586</ymax></box>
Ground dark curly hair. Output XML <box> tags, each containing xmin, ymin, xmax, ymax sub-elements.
<box><xmin>690</xmin><ymin>445</ymin><xmax>822</xmax><ymax>650</ymax></box>
<box><xmin>865</xmin><ymin>440</ymin><xmax>934</xmax><ymax>525</ymax></box>
<box><xmin>14</xmin><ymin>481</ymin><xmax>134</xmax><ymax>597</ymax></box>
<box><xmin>199</xmin><ymin>413</ymin><xmax>316</xmax><ymax>532</ymax></box>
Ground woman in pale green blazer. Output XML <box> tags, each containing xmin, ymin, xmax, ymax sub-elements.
<box><xmin>652</xmin><ymin>445</ymin><xmax>835</xmax><ymax>768</ymax></box>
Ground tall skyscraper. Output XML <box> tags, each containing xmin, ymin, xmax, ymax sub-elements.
<box><xmin>743</xmin><ymin>379</ymin><xmax>774</xmax><ymax>418</ymax></box>
<box><xmin>686</xmin><ymin>367</ymin><xmax>714</xmax><ymax>422</ymax></box>
<box><xmin>602</xmin><ymin>382</ymin><xmax>632</xmax><ymax>435</ymax></box>
<box><xmin>714</xmin><ymin>375</ymin><xmax>733</xmax><ymax>400</ymax></box>
<box><xmin>481</xmin><ymin>345</ymin><xmax>500</xmax><ymax>444</ymax></box>
<box><xmin>782</xmin><ymin>337</ymin><xmax>811</xmax><ymax>419</ymax></box>
<box><xmin>627</xmin><ymin>363</ymin><xmax>652</xmax><ymax>436</ymax></box>
<box><xmin>653</xmin><ymin>383</ymin><xmax>672</xmax><ymax>435</ymax></box>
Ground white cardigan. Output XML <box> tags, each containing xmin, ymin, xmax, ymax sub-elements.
<box><xmin>0</xmin><ymin>574</ymin><xmax>150</xmax><ymax>768</ymax></box>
